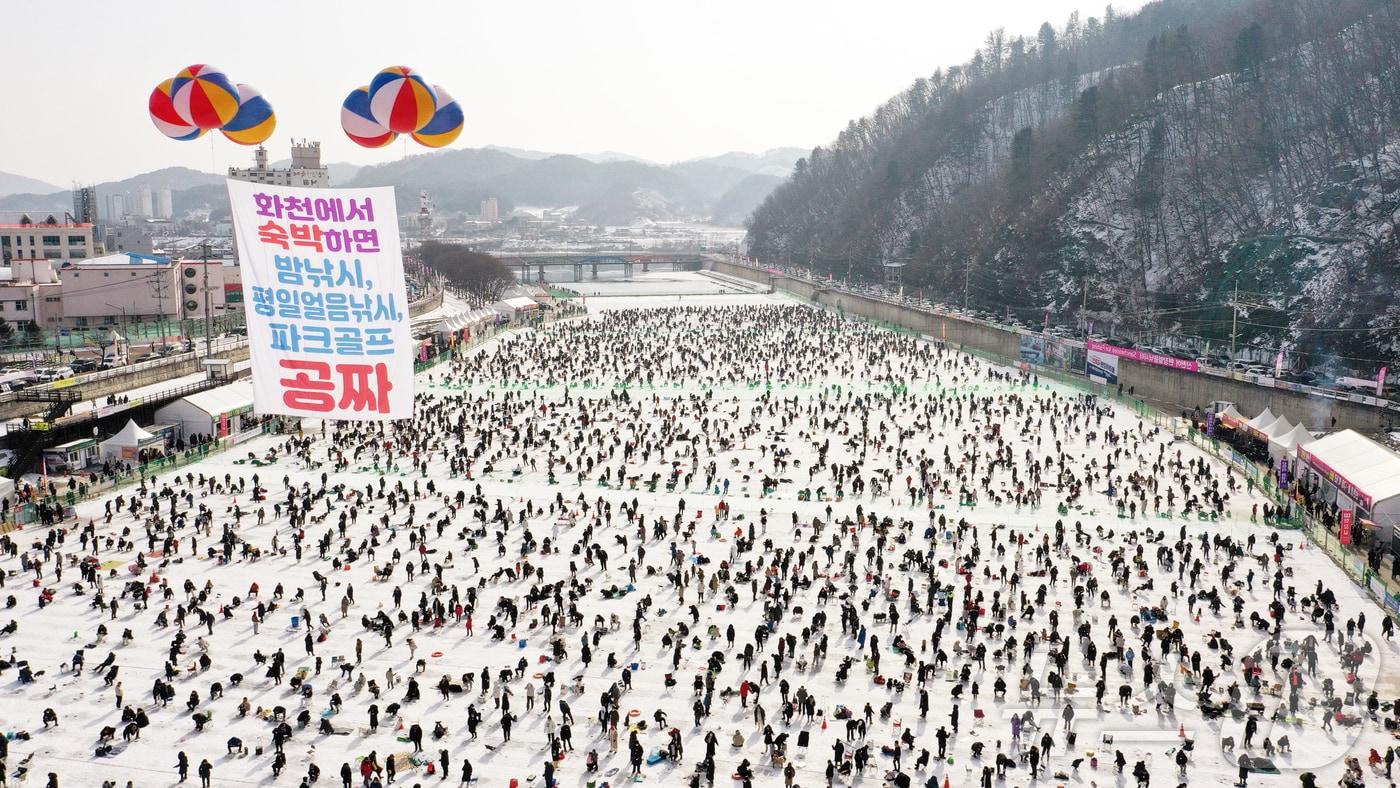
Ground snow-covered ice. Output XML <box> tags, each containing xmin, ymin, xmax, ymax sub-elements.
<box><xmin>0</xmin><ymin>281</ymin><xmax>1393</xmax><ymax>788</ymax></box>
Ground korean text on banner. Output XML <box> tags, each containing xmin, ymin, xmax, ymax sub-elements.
<box><xmin>226</xmin><ymin>179</ymin><xmax>413</xmax><ymax>420</ymax></box>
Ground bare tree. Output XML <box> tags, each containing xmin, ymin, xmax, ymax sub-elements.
<box><xmin>419</xmin><ymin>242</ymin><xmax>516</xmax><ymax>307</ymax></box>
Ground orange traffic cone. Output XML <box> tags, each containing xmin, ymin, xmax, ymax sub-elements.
<box><xmin>1178</xmin><ymin>723</ymin><xmax>1185</xmax><ymax>738</ymax></box>
<box><xmin>821</xmin><ymin>718</ymin><xmax>827</xmax><ymax>730</ymax></box>
<box><xmin>943</xmin><ymin>776</ymin><xmax>951</xmax><ymax>788</ymax></box>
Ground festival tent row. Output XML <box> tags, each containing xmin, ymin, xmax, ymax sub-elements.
<box><xmin>431</xmin><ymin>308</ymin><xmax>497</xmax><ymax>336</ymax></box>
<box><xmin>1205</xmin><ymin>402</ymin><xmax>1400</xmax><ymax>549</ymax></box>
<box><xmin>1213</xmin><ymin>405</ymin><xmax>1316</xmax><ymax>467</ymax></box>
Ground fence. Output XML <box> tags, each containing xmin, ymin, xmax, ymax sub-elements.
<box><xmin>799</xmin><ymin>284</ymin><xmax>1400</xmax><ymax>614</ymax></box>
<box><xmin>11</xmin><ymin>419</ymin><xmax>294</xmax><ymax>524</ymax></box>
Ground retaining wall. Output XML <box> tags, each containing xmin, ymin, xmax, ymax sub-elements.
<box><xmin>712</xmin><ymin>260</ymin><xmax>1395</xmax><ymax>433</ymax></box>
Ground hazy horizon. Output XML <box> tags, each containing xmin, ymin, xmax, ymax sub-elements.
<box><xmin>3</xmin><ymin>0</ymin><xmax>1145</xmax><ymax>186</ymax></box>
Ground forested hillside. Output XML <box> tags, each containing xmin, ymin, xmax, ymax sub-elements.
<box><xmin>747</xmin><ymin>0</ymin><xmax>1400</xmax><ymax>368</ymax></box>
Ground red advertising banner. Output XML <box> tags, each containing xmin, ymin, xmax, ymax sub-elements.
<box><xmin>1086</xmin><ymin>341</ymin><xmax>1199</xmax><ymax>373</ymax></box>
<box><xmin>1339</xmin><ymin>509</ymin><xmax>1354</xmax><ymax>545</ymax></box>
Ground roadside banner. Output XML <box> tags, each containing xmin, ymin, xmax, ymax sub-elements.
<box><xmin>226</xmin><ymin>179</ymin><xmax>412</xmax><ymax>420</ymax></box>
<box><xmin>1086</xmin><ymin>340</ymin><xmax>1198</xmax><ymax>373</ymax></box>
<box><xmin>1018</xmin><ymin>335</ymin><xmax>1045</xmax><ymax>365</ymax></box>
<box><xmin>1086</xmin><ymin>348</ymin><xmax>1119</xmax><ymax>385</ymax></box>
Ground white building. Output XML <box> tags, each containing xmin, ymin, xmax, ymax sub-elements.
<box><xmin>480</xmin><ymin>197</ymin><xmax>499</xmax><ymax>223</ymax></box>
<box><xmin>155</xmin><ymin>189</ymin><xmax>174</xmax><ymax>219</ymax></box>
<box><xmin>135</xmin><ymin>185</ymin><xmax>153</xmax><ymax>218</ymax></box>
<box><xmin>0</xmin><ymin>211</ymin><xmax>95</xmax><ymax>265</ymax></box>
<box><xmin>174</xmin><ymin>257</ymin><xmax>239</xmax><ymax>324</ymax></box>
<box><xmin>228</xmin><ymin>140</ymin><xmax>330</xmax><ymax>187</ymax></box>
<box><xmin>57</xmin><ymin>252</ymin><xmax>177</xmax><ymax>329</ymax></box>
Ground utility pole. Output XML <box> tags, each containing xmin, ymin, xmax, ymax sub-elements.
<box><xmin>963</xmin><ymin>260</ymin><xmax>971</xmax><ymax>310</ymax></box>
<box><xmin>202</xmin><ymin>241</ymin><xmax>213</xmax><ymax>358</ymax></box>
<box><xmin>1229</xmin><ymin>278</ymin><xmax>1239</xmax><ymax>359</ymax></box>
<box><xmin>150</xmin><ymin>262</ymin><xmax>170</xmax><ymax>351</ymax></box>
<box><xmin>1081</xmin><ymin>273</ymin><xmax>1089</xmax><ymax>339</ymax></box>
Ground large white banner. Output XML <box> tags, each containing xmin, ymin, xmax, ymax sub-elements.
<box><xmin>226</xmin><ymin>179</ymin><xmax>413</xmax><ymax>420</ymax></box>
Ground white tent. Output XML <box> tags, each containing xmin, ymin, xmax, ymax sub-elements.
<box><xmin>1244</xmin><ymin>408</ymin><xmax>1277</xmax><ymax>435</ymax></box>
<box><xmin>1278</xmin><ymin>423</ymin><xmax>1315</xmax><ymax>450</ymax></box>
<box><xmin>1296</xmin><ymin>429</ymin><xmax>1400</xmax><ymax>535</ymax></box>
<box><xmin>99</xmin><ymin>419</ymin><xmax>162</xmax><ymax>460</ymax></box>
<box><xmin>1216</xmin><ymin>404</ymin><xmax>1245</xmax><ymax>429</ymax></box>
<box><xmin>1268</xmin><ymin>422</ymin><xmax>1314</xmax><ymax>464</ymax></box>
<box><xmin>493</xmin><ymin>296</ymin><xmax>538</xmax><ymax>319</ymax></box>
<box><xmin>432</xmin><ymin>308</ymin><xmax>495</xmax><ymax>335</ymax></box>
<box><xmin>1260</xmin><ymin>416</ymin><xmax>1293</xmax><ymax>439</ymax></box>
<box><xmin>0</xmin><ymin>476</ymin><xmax>15</xmax><ymax>504</ymax></box>
<box><xmin>155</xmin><ymin>381</ymin><xmax>255</xmax><ymax>441</ymax></box>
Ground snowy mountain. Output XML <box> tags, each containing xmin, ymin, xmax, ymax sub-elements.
<box><xmin>347</xmin><ymin>147</ymin><xmax>798</xmax><ymax>226</ymax></box>
<box><xmin>746</xmin><ymin>0</ymin><xmax>1400</xmax><ymax>366</ymax></box>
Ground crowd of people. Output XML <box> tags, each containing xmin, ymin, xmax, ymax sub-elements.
<box><xmin>0</xmin><ymin>301</ymin><xmax>1392</xmax><ymax>788</ymax></box>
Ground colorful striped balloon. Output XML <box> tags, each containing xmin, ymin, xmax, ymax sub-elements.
<box><xmin>171</xmin><ymin>64</ymin><xmax>240</xmax><ymax>130</ymax></box>
<box><xmin>221</xmin><ymin>84</ymin><xmax>277</xmax><ymax>146</ymax></box>
<box><xmin>367</xmin><ymin>66</ymin><xmax>438</xmax><ymax>134</ymax></box>
<box><xmin>411</xmin><ymin>85</ymin><xmax>464</xmax><ymax>148</ymax></box>
<box><xmin>342</xmin><ymin>86</ymin><xmax>397</xmax><ymax>148</ymax></box>
<box><xmin>149</xmin><ymin>79</ymin><xmax>205</xmax><ymax>141</ymax></box>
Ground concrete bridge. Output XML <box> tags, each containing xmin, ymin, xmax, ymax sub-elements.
<box><xmin>493</xmin><ymin>252</ymin><xmax>707</xmax><ymax>283</ymax></box>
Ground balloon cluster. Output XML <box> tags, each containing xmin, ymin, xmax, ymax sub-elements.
<box><xmin>148</xmin><ymin>64</ymin><xmax>275</xmax><ymax>146</ymax></box>
<box><xmin>341</xmin><ymin>66</ymin><xmax>463</xmax><ymax>149</ymax></box>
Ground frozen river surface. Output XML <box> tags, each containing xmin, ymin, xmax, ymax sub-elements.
<box><xmin>0</xmin><ymin>280</ymin><xmax>1390</xmax><ymax>788</ymax></box>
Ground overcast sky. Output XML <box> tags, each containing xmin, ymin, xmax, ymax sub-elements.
<box><xmin>5</xmin><ymin>0</ymin><xmax>1145</xmax><ymax>186</ymax></box>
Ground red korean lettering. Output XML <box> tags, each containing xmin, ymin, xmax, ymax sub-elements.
<box><xmin>278</xmin><ymin>359</ymin><xmax>335</xmax><ymax>412</ymax></box>
<box><xmin>336</xmin><ymin>362</ymin><xmax>393</xmax><ymax>414</ymax></box>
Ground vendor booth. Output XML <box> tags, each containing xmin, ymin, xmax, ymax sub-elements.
<box><xmin>493</xmin><ymin>296</ymin><xmax>538</xmax><ymax>323</ymax></box>
<box><xmin>1296</xmin><ymin>429</ymin><xmax>1400</xmax><ymax>549</ymax></box>
<box><xmin>155</xmin><ymin>381</ymin><xmax>256</xmax><ymax>442</ymax></box>
<box><xmin>42</xmin><ymin>438</ymin><xmax>98</xmax><ymax>474</ymax></box>
<box><xmin>99</xmin><ymin>419</ymin><xmax>167</xmax><ymax>462</ymax></box>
